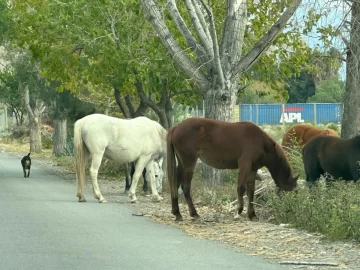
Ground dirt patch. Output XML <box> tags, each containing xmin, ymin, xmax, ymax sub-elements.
<box><xmin>106</xmin><ymin>187</ymin><xmax>360</xmax><ymax>270</ymax></box>
<box><xmin>3</xmin><ymin>146</ymin><xmax>360</xmax><ymax>270</ymax></box>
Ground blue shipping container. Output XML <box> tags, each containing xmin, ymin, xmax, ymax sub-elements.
<box><xmin>239</xmin><ymin>103</ymin><xmax>342</xmax><ymax>125</ymax></box>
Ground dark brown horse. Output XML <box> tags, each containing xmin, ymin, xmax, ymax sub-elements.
<box><xmin>303</xmin><ymin>135</ymin><xmax>360</xmax><ymax>184</ymax></box>
<box><xmin>282</xmin><ymin>124</ymin><xmax>339</xmax><ymax>151</ymax></box>
<box><xmin>167</xmin><ymin>118</ymin><xmax>299</xmax><ymax>221</ymax></box>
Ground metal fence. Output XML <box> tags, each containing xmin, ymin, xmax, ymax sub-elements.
<box><xmin>174</xmin><ymin>102</ymin><xmax>343</xmax><ymax>125</ymax></box>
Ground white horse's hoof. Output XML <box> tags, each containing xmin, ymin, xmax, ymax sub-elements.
<box><xmin>234</xmin><ymin>214</ymin><xmax>241</xmax><ymax>220</ymax></box>
<box><xmin>99</xmin><ymin>199</ymin><xmax>107</xmax><ymax>203</ymax></box>
<box><xmin>129</xmin><ymin>193</ymin><xmax>137</xmax><ymax>203</ymax></box>
<box><xmin>130</xmin><ymin>198</ymin><xmax>138</xmax><ymax>203</ymax></box>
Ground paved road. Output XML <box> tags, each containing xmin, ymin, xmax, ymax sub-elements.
<box><xmin>0</xmin><ymin>152</ymin><xmax>289</xmax><ymax>270</ymax></box>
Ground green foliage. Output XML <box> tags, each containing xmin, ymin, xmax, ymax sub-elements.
<box><xmin>238</xmin><ymin>81</ymin><xmax>288</xmax><ymax>104</ymax></box>
<box><xmin>284</xmin><ymin>47</ymin><xmax>343</xmax><ymax>104</ymax></box>
<box><xmin>0</xmin><ymin>0</ymin><xmax>11</xmax><ymax>42</ymax></box>
<box><xmin>327</xmin><ymin>123</ymin><xmax>340</xmax><ymax>133</ymax></box>
<box><xmin>42</xmin><ymin>136</ymin><xmax>53</xmax><ymax>149</ymax></box>
<box><xmin>266</xmin><ymin>181</ymin><xmax>360</xmax><ymax>241</ymax></box>
<box><xmin>42</xmin><ymin>87</ymin><xmax>97</xmax><ymax>123</ymax></box>
<box><xmin>285</xmin><ymin>71</ymin><xmax>316</xmax><ymax>103</ymax></box>
<box><xmin>59</xmin><ymin>138</ymin><xmax>74</xmax><ymax>157</ymax></box>
<box><xmin>0</xmin><ymin>68</ymin><xmax>25</xmax><ymax>119</ymax></box>
<box><xmin>307</xmin><ymin>76</ymin><xmax>345</xmax><ymax>103</ymax></box>
<box><xmin>10</xmin><ymin>0</ymin><xmax>194</xmax><ymax>106</ymax></box>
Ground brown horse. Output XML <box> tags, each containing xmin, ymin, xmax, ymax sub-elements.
<box><xmin>303</xmin><ymin>135</ymin><xmax>360</xmax><ymax>184</ymax></box>
<box><xmin>167</xmin><ymin>118</ymin><xmax>298</xmax><ymax>221</ymax></box>
<box><xmin>282</xmin><ymin>124</ymin><xmax>339</xmax><ymax>151</ymax></box>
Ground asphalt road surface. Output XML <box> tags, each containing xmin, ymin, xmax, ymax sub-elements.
<box><xmin>0</xmin><ymin>152</ymin><xmax>289</xmax><ymax>270</ymax></box>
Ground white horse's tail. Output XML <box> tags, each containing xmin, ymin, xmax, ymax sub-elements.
<box><xmin>74</xmin><ymin>118</ymin><xmax>86</xmax><ymax>199</ymax></box>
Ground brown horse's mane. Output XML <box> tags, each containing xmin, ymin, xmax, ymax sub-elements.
<box><xmin>273</xmin><ymin>139</ymin><xmax>293</xmax><ymax>175</ymax></box>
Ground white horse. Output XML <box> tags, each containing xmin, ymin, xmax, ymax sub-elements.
<box><xmin>74</xmin><ymin>114</ymin><xmax>167</xmax><ymax>203</ymax></box>
<box><xmin>124</xmin><ymin>158</ymin><xmax>164</xmax><ymax>194</ymax></box>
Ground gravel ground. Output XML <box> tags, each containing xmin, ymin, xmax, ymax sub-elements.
<box><xmin>3</xmin><ymin>148</ymin><xmax>360</xmax><ymax>270</ymax></box>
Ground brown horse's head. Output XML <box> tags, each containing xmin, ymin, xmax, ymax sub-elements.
<box><xmin>270</xmin><ymin>144</ymin><xmax>299</xmax><ymax>191</ymax></box>
<box><xmin>280</xmin><ymin>174</ymin><xmax>299</xmax><ymax>191</ymax></box>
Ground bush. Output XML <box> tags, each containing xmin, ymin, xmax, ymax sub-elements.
<box><xmin>326</xmin><ymin>123</ymin><xmax>340</xmax><ymax>133</ymax></box>
<box><xmin>42</xmin><ymin>136</ymin><xmax>53</xmax><ymax>149</ymax></box>
<box><xmin>265</xmin><ymin>180</ymin><xmax>360</xmax><ymax>241</ymax></box>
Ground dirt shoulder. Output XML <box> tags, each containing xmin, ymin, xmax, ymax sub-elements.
<box><xmin>3</xmin><ymin>147</ymin><xmax>359</xmax><ymax>270</ymax></box>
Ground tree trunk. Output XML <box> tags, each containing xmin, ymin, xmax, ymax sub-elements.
<box><xmin>29</xmin><ymin>115</ymin><xmax>42</xmax><ymax>153</ymax></box>
<box><xmin>202</xmin><ymin>86</ymin><xmax>237</xmax><ymax>185</ymax></box>
<box><xmin>341</xmin><ymin>1</ymin><xmax>360</xmax><ymax>138</ymax></box>
<box><xmin>23</xmin><ymin>85</ymin><xmax>43</xmax><ymax>153</ymax></box>
<box><xmin>53</xmin><ymin>118</ymin><xmax>67</xmax><ymax>156</ymax></box>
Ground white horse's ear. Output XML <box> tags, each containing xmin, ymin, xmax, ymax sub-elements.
<box><xmin>159</xmin><ymin>158</ymin><xmax>163</xmax><ymax>167</ymax></box>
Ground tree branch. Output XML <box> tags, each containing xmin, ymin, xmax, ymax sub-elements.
<box><xmin>184</xmin><ymin>0</ymin><xmax>214</xmax><ymax>59</ymax></box>
<box><xmin>140</xmin><ymin>0</ymin><xmax>208</xmax><ymax>88</ymax></box>
<box><xmin>231</xmin><ymin>0</ymin><xmax>302</xmax><ymax>80</ymax></box>
<box><xmin>124</xmin><ymin>96</ymin><xmax>136</xmax><ymax>116</ymax></box>
<box><xmin>166</xmin><ymin>0</ymin><xmax>210</xmax><ymax>64</ymax></box>
<box><xmin>199</xmin><ymin>0</ymin><xmax>224</xmax><ymax>87</ymax></box>
<box><xmin>23</xmin><ymin>84</ymin><xmax>36</xmax><ymax>122</ymax></box>
<box><xmin>113</xmin><ymin>87</ymin><xmax>131</xmax><ymax>118</ymax></box>
<box><xmin>133</xmin><ymin>99</ymin><xmax>148</xmax><ymax>117</ymax></box>
<box><xmin>220</xmin><ymin>0</ymin><xmax>247</xmax><ymax>74</ymax></box>
<box><xmin>107</xmin><ymin>11</ymin><xmax>122</xmax><ymax>50</ymax></box>
<box><xmin>192</xmin><ymin>0</ymin><xmax>211</xmax><ymax>40</ymax></box>
<box><xmin>134</xmin><ymin>78</ymin><xmax>162</xmax><ymax>114</ymax></box>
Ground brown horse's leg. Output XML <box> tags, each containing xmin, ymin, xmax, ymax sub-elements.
<box><xmin>246</xmin><ymin>171</ymin><xmax>257</xmax><ymax>220</ymax></box>
<box><xmin>182</xmin><ymin>167</ymin><xmax>199</xmax><ymax>219</ymax></box>
<box><xmin>174</xmin><ymin>155</ymin><xmax>198</xmax><ymax>220</ymax></box>
<box><xmin>235</xmin><ymin>161</ymin><xmax>251</xmax><ymax>219</ymax></box>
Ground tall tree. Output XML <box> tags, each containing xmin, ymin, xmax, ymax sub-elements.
<box><xmin>141</xmin><ymin>0</ymin><xmax>304</xmax><ymax>183</ymax></box>
<box><xmin>341</xmin><ymin>1</ymin><xmax>360</xmax><ymax>138</ymax></box>
<box><xmin>141</xmin><ymin>1</ymin><xmax>302</xmax><ymax>120</ymax></box>
<box><xmin>2</xmin><ymin>47</ymin><xmax>45</xmax><ymax>152</ymax></box>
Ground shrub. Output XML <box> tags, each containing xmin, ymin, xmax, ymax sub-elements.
<box><xmin>42</xmin><ymin>136</ymin><xmax>53</xmax><ymax>149</ymax></box>
<box><xmin>265</xmin><ymin>180</ymin><xmax>360</xmax><ymax>241</ymax></box>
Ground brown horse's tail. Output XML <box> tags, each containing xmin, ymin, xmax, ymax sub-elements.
<box><xmin>73</xmin><ymin>118</ymin><xmax>86</xmax><ymax>197</ymax></box>
<box><xmin>167</xmin><ymin>127</ymin><xmax>178</xmax><ymax>200</ymax></box>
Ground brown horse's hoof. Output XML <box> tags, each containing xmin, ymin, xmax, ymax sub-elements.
<box><xmin>78</xmin><ymin>197</ymin><xmax>86</xmax><ymax>202</ymax></box>
<box><xmin>175</xmin><ymin>215</ymin><xmax>183</xmax><ymax>221</ymax></box>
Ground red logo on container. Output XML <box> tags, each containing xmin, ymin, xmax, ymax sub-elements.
<box><xmin>281</xmin><ymin>107</ymin><xmax>303</xmax><ymax>112</ymax></box>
